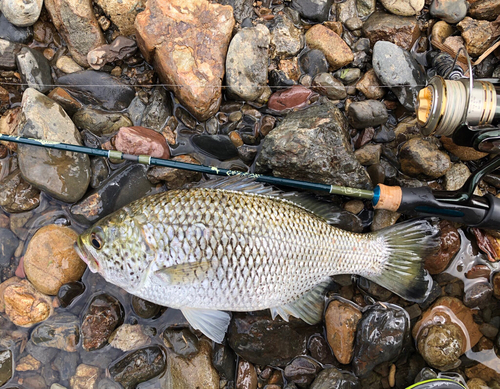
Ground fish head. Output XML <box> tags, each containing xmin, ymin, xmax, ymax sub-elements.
<box><xmin>76</xmin><ymin>210</ymin><xmax>155</xmax><ymax>291</ymax></box>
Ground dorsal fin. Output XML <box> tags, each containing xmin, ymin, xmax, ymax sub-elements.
<box><xmin>280</xmin><ymin>192</ymin><xmax>342</xmax><ymax>225</ymax></box>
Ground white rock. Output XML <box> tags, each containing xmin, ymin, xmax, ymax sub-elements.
<box><xmin>55</xmin><ymin>56</ymin><xmax>84</xmax><ymax>74</ymax></box>
<box><xmin>379</xmin><ymin>0</ymin><xmax>424</xmax><ymax>16</ymax></box>
<box><xmin>1</xmin><ymin>0</ymin><xmax>43</xmax><ymax>27</ymax></box>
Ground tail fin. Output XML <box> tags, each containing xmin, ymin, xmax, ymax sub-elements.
<box><xmin>367</xmin><ymin>219</ymin><xmax>440</xmax><ymax>303</ymax></box>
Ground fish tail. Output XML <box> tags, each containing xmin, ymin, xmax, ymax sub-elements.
<box><xmin>366</xmin><ymin>219</ymin><xmax>440</xmax><ymax>303</ymax></box>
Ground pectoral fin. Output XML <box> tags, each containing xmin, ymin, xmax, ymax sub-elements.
<box><xmin>181</xmin><ymin>307</ymin><xmax>231</xmax><ymax>344</ymax></box>
<box><xmin>154</xmin><ymin>261</ymin><xmax>211</xmax><ymax>285</ymax></box>
<box><xmin>269</xmin><ymin>281</ymin><xmax>330</xmax><ymax>325</ymax></box>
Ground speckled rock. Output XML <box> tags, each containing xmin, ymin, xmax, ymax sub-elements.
<box><xmin>457</xmin><ymin>17</ymin><xmax>495</xmax><ymax>57</ymax></box>
<box><xmin>109</xmin><ymin>324</ymin><xmax>152</xmax><ymax>352</ymax></box>
<box><xmin>4</xmin><ymin>279</ymin><xmax>53</xmax><ymax>327</ymax></box>
<box><xmin>30</xmin><ymin>312</ymin><xmax>80</xmax><ymax>352</ymax></box>
<box><xmin>147</xmin><ymin>155</ymin><xmax>202</xmax><ymax>189</ymax></box>
<box><xmin>16</xmin><ymin>88</ymin><xmax>91</xmax><ymax>202</ymax></box>
<box><xmin>399</xmin><ymin>138</ymin><xmax>451</xmax><ymax>179</ymax></box>
<box><xmin>444</xmin><ymin>163</ymin><xmax>471</xmax><ymax>191</ymax></box>
<box><xmin>72</xmin><ymin>107</ymin><xmax>133</xmax><ymax>136</ymax></box>
<box><xmin>347</xmin><ymin>100</ymin><xmax>388</xmax><ymax>129</ymax></box>
<box><xmin>0</xmin><ymin>169</ymin><xmax>40</xmax><ymax>213</ymax></box>
<box><xmin>1</xmin><ymin>0</ymin><xmax>43</xmax><ymax>27</ymax></box>
<box><xmin>15</xmin><ymin>46</ymin><xmax>53</xmax><ymax>93</ymax></box>
<box><xmin>45</xmin><ymin>0</ymin><xmax>106</xmax><ymax>67</ymax></box>
<box><xmin>0</xmin><ymin>349</ymin><xmax>12</xmax><ymax>387</ymax></box>
<box><xmin>356</xmin><ymin>69</ymin><xmax>385</xmax><ymax>99</ymax></box>
<box><xmin>469</xmin><ymin>0</ymin><xmax>500</xmax><ymax>21</ymax></box>
<box><xmin>310</xmin><ymin>367</ymin><xmax>359</xmax><ymax>389</ymax></box>
<box><xmin>424</xmin><ymin>220</ymin><xmax>460</xmax><ymax>275</ymax></box>
<box><xmin>24</xmin><ymin>225</ymin><xmax>86</xmax><ymax>295</ymax></box>
<box><xmin>226</xmin><ymin>24</ymin><xmax>270</xmax><ymax>102</ymax></box>
<box><xmin>362</xmin><ymin>11</ymin><xmax>420</xmax><ymax>50</ymax></box>
<box><xmin>325</xmin><ymin>299</ymin><xmax>362</xmax><ymax>364</ymax></box>
<box><xmin>270</xmin><ymin>15</ymin><xmax>304</xmax><ymax>58</ymax></box>
<box><xmin>96</xmin><ymin>0</ymin><xmax>146</xmax><ymax>36</ymax></box>
<box><xmin>136</xmin><ymin>0</ymin><xmax>235</xmax><ymax>120</ymax></box>
<box><xmin>69</xmin><ymin>364</ymin><xmax>100</xmax><ymax>389</ymax></box>
<box><xmin>380</xmin><ymin>0</ymin><xmax>424</xmax><ymax>15</ymax></box>
<box><xmin>255</xmin><ymin>100</ymin><xmax>372</xmax><ymax>190</ymax></box>
<box><xmin>305</xmin><ymin>24</ymin><xmax>353</xmax><ymax>71</ymax></box>
<box><xmin>430</xmin><ymin>0</ymin><xmax>467</xmax><ymax>23</ymax></box>
<box><xmin>312</xmin><ymin>73</ymin><xmax>347</xmax><ymax>100</ymax></box>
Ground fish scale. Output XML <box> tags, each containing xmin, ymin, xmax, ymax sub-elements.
<box><xmin>77</xmin><ymin>180</ymin><xmax>438</xmax><ymax>342</ymax></box>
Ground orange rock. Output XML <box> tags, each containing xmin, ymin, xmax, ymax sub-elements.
<box><xmin>24</xmin><ymin>225</ymin><xmax>87</xmax><ymax>295</ymax></box>
<box><xmin>305</xmin><ymin>25</ymin><xmax>353</xmax><ymax>71</ymax></box>
<box><xmin>0</xmin><ymin>276</ymin><xmax>21</xmax><ymax>313</ymax></box>
<box><xmin>4</xmin><ymin>279</ymin><xmax>53</xmax><ymax>327</ymax></box>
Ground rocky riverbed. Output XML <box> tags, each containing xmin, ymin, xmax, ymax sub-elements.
<box><xmin>1</xmin><ymin>0</ymin><xmax>500</xmax><ymax>388</ymax></box>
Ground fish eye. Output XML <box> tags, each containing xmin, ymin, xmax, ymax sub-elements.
<box><xmin>90</xmin><ymin>231</ymin><xmax>104</xmax><ymax>250</ymax></box>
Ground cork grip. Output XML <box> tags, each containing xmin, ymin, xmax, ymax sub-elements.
<box><xmin>373</xmin><ymin>184</ymin><xmax>402</xmax><ymax>212</ymax></box>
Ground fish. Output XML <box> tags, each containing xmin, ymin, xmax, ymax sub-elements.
<box><xmin>75</xmin><ymin>178</ymin><xmax>439</xmax><ymax>343</ymax></box>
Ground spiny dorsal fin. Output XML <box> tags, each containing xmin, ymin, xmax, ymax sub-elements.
<box><xmin>269</xmin><ymin>280</ymin><xmax>330</xmax><ymax>325</ymax></box>
<box><xmin>280</xmin><ymin>192</ymin><xmax>343</xmax><ymax>225</ymax></box>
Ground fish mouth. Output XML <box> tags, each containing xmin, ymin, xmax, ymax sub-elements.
<box><xmin>74</xmin><ymin>236</ymin><xmax>89</xmax><ymax>263</ymax></box>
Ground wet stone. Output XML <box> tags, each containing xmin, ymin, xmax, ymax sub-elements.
<box><xmin>57</xmin><ymin>281</ymin><xmax>86</xmax><ymax>308</ymax></box>
<box><xmin>0</xmin><ymin>39</ymin><xmax>22</xmax><ymax>70</ymax></box>
<box><xmin>55</xmin><ymin>56</ymin><xmax>83</xmax><ymax>74</ymax></box>
<box><xmin>457</xmin><ymin>17</ymin><xmax>495</xmax><ymax>57</ymax></box>
<box><xmin>362</xmin><ymin>11</ymin><xmax>419</xmax><ymax>51</ymax></box>
<box><xmin>268</xmin><ymin>85</ymin><xmax>316</xmax><ymax>111</ymax></box>
<box><xmin>212</xmin><ymin>343</ymin><xmax>236</xmax><ymax>381</ymax></box>
<box><xmin>236</xmin><ymin>360</ymin><xmax>258</xmax><ymax>389</ymax></box>
<box><xmin>0</xmin><ymin>169</ymin><xmax>40</xmax><ymax>213</ymax></box>
<box><xmin>464</xmin><ymin>282</ymin><xmax>493</xmax><ymax>309</ymax></box>
<box><xmin>356</xmin><ymin>69</ymin><xmax>385</xmax><ymax>100</ymax></box>
<box><xmin>87</xmin><ymin>36</ymin><xmax>137</xmax><ymax>70</ymax></box>
<box><xmin>417</xmin><ymin>322</ymin><xmax>464</xmax><ymax>370</ymax></box>
<box><xmin>90</xmin><ymin>157</ymin><xmax>110</xmax><ymax>189</ymax></box>
<box><xmin>131</xmin><ymin>296</ymin><xmax>161</xmax><ymax>319</ymax></box>
<box><xmin>348</xmin><ymin>100</ymin><xmax>388</xmax><ymax>129</ymax></box>
<box><xmin>192</xmin><ymin>134</ymin><xmax>239</xmax><ymax>160</ymax></box>
<box><xmin>47</xmin><ymin>87</ymin><xmax>82</xmax><ymax>117</ymax></box>
<box><xmin>140</xmin><ymin>87</ymin><xmax>172</xmax><ymax>132</ymax></box>
<box><xmin>0</xmin><ymin>349</ymin><xmax>12</xmax><ymax>387</ymax></box>
<box><xmin>0</xmin><ymin>13</ymin><xmax>33</xmax><ymax>43</ymax></box>
<box><xmin>81</xmin><ymin>294</ymin><xmax>124</xmax><ymax>351</ymax></box>
<box><xmin>52</xmin><ymin>350</ymin><xmax>78</xmax><ymax>381</ymax></box>
<box><xmin>269</xmin><ymin>15</ymin><xmax>304</xmax><ymax>58</ymax></box>
<box><xmin>105</xmin><ymin>126</ymin><xmax>170</xmax><ymax>159</ymax></box>
<box><xmin>16</xmin><ymin>354</ymin><xmax>41</xmax><ymax>371</ymax></box>
<box><xmin>399</xmin><ymin>138</ymin><xmax>451</xmax><ymax>179</ymax></box>
<box><xmin>352</xmin><ymin>303</ymin><xmax>409</xmax><ymax>377</ymax></box>
<box><xmin>70</xmin><ymin>364</ymin><xmax>100</xmax><ymax>389</ymax></box>
<box><xmin>109</xmin><ymin>324</ymin><xmax>152</xmax><ymax>352</ymax></box>
<box><xmin>430</xmin><ymin>0</ymin><xmax>467</xmax><ymax>23</ymax></box>
<box><xmin>24</xmin><ymin>225</ymin><xmax>87</xmax><ymax>295</ymax></box>
<box><xmin>307</xmin><ymin>334</ymin><xmax>335</xmax><ymax>364</ymax></box>
<box><xmin>469</xmin><ymin>0</ymin><xmax>500</xmax><ymax>21</ymax></box>
<box><xmin>163</xmin><ymin>328</ymin><xmax>199</xmax><ymax>357</ymax></box>
<box><xmin>310</xmin><ymin>367</ymin><xmax>360</xmax><ymax>389</ymax></box>
<box><xmin>424</xmin><ymin>220</ymin><xmax>460</xmax><ymax>275</ymax></box>
<box><xmin>109</xmin><ymin>346</ymin><xmax>166</xmax><ymax>389</ymax></box>
<box><xmin>0</xmin><ymin>228</ymin><xmax>18</xmax><ymax>268</ymax></box>
<box><xmin>73</xmin><ymin>108</ymin><xmax>133</xmax><ymax>136</ymax></box>
<box><xmin>291</xmin><ymin>0</ymin><xmax>334</xmax><ymax>21</ymax></box>
<box><xmin>57</xmin><ymin>70</ymin><xmax>136</xmax><ymax>111</ymax></box>
<box><xmin>15</xmin><ymin>46</ymin><xmax>52</xmax><ymax>93</ymax></box>
<box><xmin>379</xmin><ymin>0</ymin><xmax>424</xmax><ymax>16</ymax></box>
<box><xmin>284</xmin><ymin>357</ymin><xmax>321</xmax><ymax>386</ymax></box>
<box><xmin>299</xmin><ymin>50</ymin><xmax>328</xmax><ymax>78</ymax></box>
<box><xmin>325</xmin><ymin>299</ymin><xmax>362</xmax><ymax>364</ymax></box>
<box><xmin>312</xmin><ymin>73</ymin><xmax>347</xmax><ymax>100</ymax></box>
<box><xmin>228</xmin><ymin>311</ymin><xmax>321</xmax><ymax>367</ymax></box>
<box><xmin>305</xmin><ymin>24</ymin><xmax>353</xmax><ymax>71</ymax></box>
<box><xmin>30</xmin><ymin>312</ymin><xmax>80</xmax><ymax>352</ymax></box>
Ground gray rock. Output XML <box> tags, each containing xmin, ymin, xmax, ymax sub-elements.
<box><xmin>372</xmin><ymin>41</ymin><xmax>426</xmax><ymax>110</ymax></box>
<box><xmin>310</xmin><ymin>367</ymin><xmax>359</xmax><ymax>389</ymax></box>
<box><xmin>337</xmin><ymin>0</ymin><xmax>358</xmax><ymax>24</ymax></box>
<box><xmin>291</xmin><ymin>0</ymin><xmax>334</xmax><ymax>21</ymax></box>
<box><xmin>430</xmin><ymin>0</ymin><xmax>467</xmax><ymax>24</ymax></box>
<box><xmin>53</xmin><ymin>351</ymin><xmax>79</xmax><ymax>381</ymax></box>
<box><xmin>220</xmin><ymin>0</ymin><xmax>253</xmax><ymax>24</ymax></box>
<box><xmin>226</xmin><ymin>25</ymin><xmax>270</xmax><ymax>102</ymax></box>
<box><xmin>0</xmin><ymin>13</ymin><xmax>33</xmax><ymax>43</ymax></box>
<box><xmin>399</xmin><ymin>138</ymin><xmax>451</xmax><ymax>179</ymax></box>
<box><xmin>141</xmin><ymin>87</ymin><xmax>172</xmax><ymax>131</ymax></box>
<box><xmin>357</xmin><ymin>0</ymin><xmax>376</xmax><ymax>18</ymax></box>
<box><xmin>312</xmin><ymin>73</ymin><xmax>347</xmax><ymax>100</ymax></box>
<box><xmin>15</xmin><ymin>46</ymin><xmax>53</xmax><ymax>93</ymax></box>
<box><xmin>270</xmin><ymin>15</ymin><xmax>304</xmax><ymax>58</ymax></box>
<box><xmin>30</xmin><ymin>312</ymin><xmax>80</xmax><ymax>352</ymax></box>
<box><xmin>0</xmin><ymin>38</ymin><xmax>21</xmax><ymax>70</ymax></box>
<box><xmin>0</xmin><ymin>228</ymin><xmax>18</xmax><ymax>267</ymax></box>
<box><xmin>57</xmin><ymin>70</ymin><xmax>136</xmax><ymax>111</ymax></box>
<box><xmin>73</xmin><ymin>108</ymin><xmax>133</xmax><ymax>136</ymax></box>
<box><xmin>1</xmin><ymin>0</ymin><xmax>43</xmax><ymax>27</ymax></box>
<box><xmin>300</xmin><ymin>49</ymin><xmax>329</xmax><ymax>77</ymax></box>
<box><xmin>348</xmin><ymin>100</ymin><xmax>388</xmax><ymax>129</ymax></box>
<box><xmin>335</xmin><ymin>68</ymin><xmax>361</xmax><ymax>84</ymax></box>
<box><xmin>163</xmin><ymin>328</ymin><xmax>199</xmax><ymax>357</ymax></box>
<box><xmin>127</xmin><ymin>96</ymin><xmax>147</xmax><ymax>126</ymax></box>
<box><xmin>17</xmin><ymin>88</ymin><xmax>91</xmax><ymax>203</ymax></box>
<box><xmin>255</xmin><ymin>100</ymin><xmax>372</xmax><ymax>189</ymax></box>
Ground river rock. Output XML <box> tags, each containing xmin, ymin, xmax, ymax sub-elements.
<box><xmin>417</xmin><ymin>322</ymin><xmax>464</xmax><ymax>370</ymax></box>
<box><xmin>0</xmin><ymin>13</ymin><xmax>33</xmax><ymax>43</ymax></box>
<box><xmin>0</xmin><ymin>39</ymin><xmax>22</xmax><ymax>70</ymax></box>
<box><xmin>380</xmin><ymin>0</ymin><xmax>424</xmax><ymax>16</ymax></box>
<box><xmin>16</xmin><ymin>88</ymin><xmax>90</xmax><ymax>202</ymax></box>
<box><xmin>15</xmin><ymin>354</ymin><xmax>41</xmax><ymax>371</ymax></box>
<box><xmin>372</xmin><ymin>41</ymin><xmax>426</xmax><ymax>110</ymax></box>
<box><xmin>95</xmin><ymin>0</ymin><xmax>145</xmax><ymax>35</ymax></box>
<box><xmin>270</xmin><ymin>15</ymin><xmax>304</xmax><ymax>58</ymax></box>
<box><xmin>0</xmin><ymin>228</ymin><xmax>17</xmax><ymax>268</ymax></box>
<box><xmin>226</xmin><ymin>24</ymin><xmax>270</xmax><ymax>102</ymax></box>
<box><xmin>81</xmin><ymin>293</ymin><xmax>124</xmax><ymax>351</ymax></box>
<box><xmin>55</xmin><ymin>55</ymin><xmax>84</xmax><ymax>74</ymax></box>
<box><xmin>70</xmin><ymin>364</ymin><xmax>100</xmax><ymax>389</ymax></box>
<box><xmin>310</xmin><ymin>367</ymin><xmax>359</xmax><ymax>389</ymax></box>
<box><xmin>4</xmin><ymin>279</ymin><xmax>53</xmax><ymax>327</ymax></box>
<box><xmin>57</xmin><ymin>281</ymin><xmax>85</xmax><ymax>308</ymax></box>
<box><xmin>352</xmin><ymin>303</ymin><xmax>409</xmax><ymax>377</ymax></box>
<box><xmin>192</xmin><ymin>134</ymin><xmax>238</xmax><ymax>160</ymax></box>
<box><xmin>312</xmin><ymin>73</ymin><xmax>347</xmax><ymax>100</ymax></box>
<box><xmin>162</xmin><ymin>340</ymin><xmax>218</xmax><ymax>388</ymax></box>
<box><xmin>355</xmin><ymin>144</ymin><xmax>382</xmax><ymax>166</ymax></box>
<box><xmin>228</xmin><ymin>311</ymin><xmax>321</xmax><ymax>367</ymax></box>
<box><xmin>47</xmin><ymin>87</ymin><xmax>82</xmax><ymax>116</ymax></box>
<box><xmin>0</xmin><ymin>169</ymin><xmax>40</xmax><ymax>213</ymax></box>
<box><xmin>424</xmin><ymin>220</ymin><xmax>460</xmax><ymax>275</ymax></box>
<box><xmin>284</xmin><ymin>356</ymin><xmax>321</xmax><ymax>387</ymax></box>
<box><xmin>348</xmin><ymin>100</ymin><xmax>388</xmax><ymax>129</ymax></box>
<box><xmin>45</xmin><ymin>0</ymin><xmax>105</xmax><ymax>67</ymax></box>
<box><xmin>0</xmin><ymin>349</ymin><xmax>12</xmax><ymax>387</ymax></box>
<box><xmin>30</xmin><ymin>312</ymin><xmax>80</xmax><ymax>352</ymax></box>
<box><xmin>444</xmin><ymin>163</ymin><xmax>470</xmax><ymax>191</ymax></box>
<box><xmin>300</xmin><ymin>49</ymin><xmax>329</xmax><ymax>77</ymax></box>
<box><xmin>256</xmin><ymin>100</ymin><xmax>372</xmax><ymax>190</ymax></box>
<box><xmin>109</xmin><ymin>324</ymin><xmax>152</xmax><ymax>352</ymax></box>
<box><xmin>136</xmin><ymin>0</ymin><xmax>234</xmax><ymax>121</ymax></box>
<box><xmin>291</xmin><ymin>0</ymin><xmax>333</xmax><ymax>21</ymax></box>
<box><xmin>457</xmin><ymin>17</ymin><xmax>495</xmax><ymax>57</ymax></box>
<box><xmin>212</xmin><ymin>343</ymin><xmax>236</xmax><ymax>381</ymax></box>
<box><xmin>441</xmin><ymin>136</ymin><xmax>488</xmax><ymax>161</ymax></box>
<box><xmin>362</xmin><ymin>11</ymin><xmax>419</xmax><ymax>50</ymax></box>
<box><xmin>430</xmin><ymin>0</ymin><xmax>467</xmax><ymax>23</ymax></box>
<box><xmin>131</xmin><ymin>296</ymin><xmax>161</xmax><ymax>320</ymax></box>
<box><xmin>325</xmin><ymin>299</ymin><xmax>362</xmax><ymax>364</ymax></box>
<box><xmin>73</xmin><ymin>107</ymin><xmax>132</xmax><ymax>136</ymax></box>
<box><xmin>140</xmin><ymin>87</ymin><xmax>172</xmax><ymax>131</ymax></box>
<box><xmin>469</xmin><ymin>0</ymin><xmax>500</xmax><ymax>21</ymax></box>
<box><xmin>236</xmin><ymin>359</ymin><xmax>258</xmax><ymax>389</ymax></box>
<box><xmin>1</xmin><ymin>0</ymin><xmax>42</xmax><ymax>27</ymax></box>
<box><xmin>464</xmin><ymin>282</ymin><xmax>493</xmax><ymax>309</ymax></box>
<box><xmin>104</xmin><ymin>126</ymin><xmax>170</xmax><ymax>159</ymax></box>
<box><xmin>163</xmin><ymin>328</ymin><xmax>199</xmax><ymax>357</ymax></box>
<box><xmin>87</xmin><ymin>36</ymin><xmax>137</xmax><ymax>70</ymax></box>
<box><xmin>16</xmin><ymin>46</ymin><xmax>53</xmax><ymax>93</ymax></box>
<box><xmin>57</xmin><ymin>70</ymin><xmax>135</xmax><ymax>111</ymax></box>
<box><xmin>23</xmin><ymin>225</ymin><xmax>86</xmax><ymax>295</ymax></box>
<box><xmin>70</xmin><ymin>163</ymin><xmax>154</xmax><ymax>224</ymax></box>
<box><xmin>268</xmin><ymin>85</ymin><xmax>317</xmax><ymax>111</ymax></box>
<box><xmin>399</xmin><ymin>138</ymin><xmax>451</xmax><ymax>178</ymax></box>
<box><xmin>305</xmin><ymin>24</ymin><xmax>353</xmax><ymax>71</ymax></box>
<box><xmin>355</xmin><ymin>69</ymin><xmax>385</xmax><ymax>100</ymax></box>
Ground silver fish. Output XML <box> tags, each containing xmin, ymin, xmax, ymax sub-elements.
<box><xmin>76</xmin><ymin>179</ymin><xmax>438</xmax><ymax>343</ymax></box>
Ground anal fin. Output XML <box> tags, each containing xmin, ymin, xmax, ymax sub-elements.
<box><xmin>181</xmin><ymin>307</ymin><xmax>231</xmax><ymax>344</ymax></box>
<box><xmin>269</xmin><ymin>280</ymin><xmax>330</xmax><ymax>325</ymax></box>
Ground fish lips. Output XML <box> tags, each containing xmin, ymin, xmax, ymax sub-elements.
<box><xmin>75</xmin><ymin>236</ymin><xmax>98</xmax><ymax>273</ymax></box>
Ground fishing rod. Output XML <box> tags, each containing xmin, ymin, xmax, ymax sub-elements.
<box><xmin>2</xmin><ymin>134</ymin><xmax>500</xmax><ymax>230</ymax></box>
